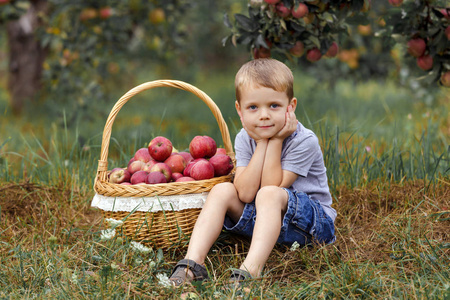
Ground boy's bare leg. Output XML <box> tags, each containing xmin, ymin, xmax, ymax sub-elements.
<box><xmin>239</xmin><ymin>186</ymin><xmax>288</xmax><ymax>277</ymax></box>
<box><xmin>184</xmin><ymin>182</ymin><xmax>245</xmax><ymax>265</ymax></box>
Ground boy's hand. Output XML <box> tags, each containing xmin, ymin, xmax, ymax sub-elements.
<box><xmin>272</xmin><ymin>105</ymin><xmax>297</xmax><ymax>141</ymax></box>
<box><xmin>240</xmin><ymin>117</ymin><xmax>268</xmax><ymax>144</ymax></box>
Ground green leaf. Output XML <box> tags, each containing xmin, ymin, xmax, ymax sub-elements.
<box><xmin>223</xmin><ymin>13</ymin><xmax>232</xmax><ymax>29</ymax></box>
<box><xmin>255</xmin><ymin>34</ymin><xmax>269</xmax><ymax>49</ymax></box>
<box><xmin>308</xmin><ymin>36</ymin><xmax>321</xmax><ymax>48</ymax></box>
<box><xmin>322</xmin><ymin>12</ymin><xmax>334</xmax><ymax>23</ymax></box>
<box><xmin>235</xmin><ymin>13</ymin><xmax>258</xmax><ymax>32</ymax></box>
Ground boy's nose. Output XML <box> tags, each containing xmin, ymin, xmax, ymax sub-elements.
<box><xmin>259</xmin><ymin>108</ymin><xmax>270</xmax><ymax>119</ymax></box>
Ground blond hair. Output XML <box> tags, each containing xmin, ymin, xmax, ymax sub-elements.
<box><xmin>235</xmin><ymin>58</ymin><xmax>294</xmax><ymax>102</ymax></box>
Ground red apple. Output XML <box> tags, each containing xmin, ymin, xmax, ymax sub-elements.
<box><xmin>134</xmin><ymin>147</ymin><xmax>152</xmax><ymax>163</ymax></box>
<box><xmin>388</xmin><ymin>0</ymin><xmax>403</xmax><ymax>7</ymax></box>
<box><xmin>176</xmin><ymin>176</ymin><xmax>196</xmax><ymax>182</ymax></box>
<box><xmin>253</xmin><ymin>47</ymin><xmax>271</xmax><ymax>59</ymax></box>
<box><xmin>171</xmin><ymin>172</ymin><xmax>184</xmax><ymax>182</ymax></box>
<box><xmin>142</xmin><ymin>160</ymin><xmax>157</xmax><ymax>172</ymax></box>
<box><xmin>306</xmin><ymin>48</ymin><xmax>322</xmax><ymax>62</ymax></box>
<box><xmin>417</xmin><ymin>55</ymin><xmax>433</xmax><ymax>71</ymax></box>
<box><xmin>292</xmin><ymin>3</ymin><xmax>308</xmax><ymax>18</ymax></box>
<box><xmin>183</xmin><ymin>158</ymin><xmax>208</xmax><ymax>177</ymax></box>
<box><xmin>109</xmin><ymin>168</ymin><xmax>131</xmax><ymax>184</ymax></box>
<box><xmin>148</xmin><ymin>136</ymin><xmax>173</xmax><ymax>161</ymax></box>
<box><xmin>189</xmin><ymin>136</ymin><xmax>216</xmax><ymax>159</ymax></box>
<box><xmin>99</xmin><ymin>7</ymin><xmax>113</xmax><ymax>19</ymax></box>
<box><xmin>120</xmin><ymin>182</ymin><xmax>132</xmax><ymax>185</ymax></box>
<box><xmin>445</xmin><ymin>26</ymin><xmax>450</xmax><ymax>40</ymax></box>
<box><xmin>146</xmin><ymin>171</ymin><xmax>167</xmax><ymax>184</ymax></box>
<box><xmin>130</xmin><ymin>170</ymin><xmax>149</xmax><ymax>185</ymax></box>
<box><xmin>289</xmin><ymin>41</ymin><xmax>305</xmax><ymax>57</ymax></box>
<box><xmin>150</xmin><ymin>162</ymin><xmax>172</xmax><ymax>182</ymax></box>
<box><xmin>276</xmin><ymin>2</ymin><xmax>290</xmax><ymax>18</ymax></box>
<box><xmin>203</xmin><ymin>136</ymin><xmax>217</xmax><ymax>157</ymax></box>
<box><xmin>407</xmin><ymin>38</ymin><xmax>426</xmax><ymax>58</ymax></box>
<box><xmin>325</xmin><ymin>42</ymin><xmax>339</xmax><ymax>58</ymax></box>
<box><xmin>128</xmin><ymin>160</ymin><xmax>145</xmax><ymax>174</ymax></box>
<box><xmin>178</xmin><ymin>151</ymin><xmax>194</xmax><ymax>164</ymax></box>
<box><xmin>189</xmin><ymin>160</ymin><xmax>215</xmax><ymax>180</ymax></box>
<box><xmin>164</xmin><ymin>153</ymin><xmax>187</xmax><ymax>174</ymax></box>
<box><xmin>440</xmin><ymin>71</ymin><xmax>450</xmax><ymax>87</ymax></box>
<box><xmin>440</xmin><ymin>9</ymin><xmax>450</xmax><ymax>19</ymax></box>
<box><xmin>215</xmin><ymin>148</ymin><xmax>227</xmax><ymax>156</ymax></box>
<box><xmin>209</xmin><ymin>154</ymin><xmax>234</xmax><ymax>177</ymax></box>
<box><xmin>127</xmin><ymin>157</ymin><xmax>136</xmax><ymax>168</ymax></box>
<box><xmin>264</xmin><ymin>0</ymin><xmax>280</xmax><ymax>4</ymax></box>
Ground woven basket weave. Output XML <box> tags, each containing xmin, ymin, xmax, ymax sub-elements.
<box><xmin>93</xmin><ymin>80</ymin><xmax>234</xmax><ymax>249</ymax></box>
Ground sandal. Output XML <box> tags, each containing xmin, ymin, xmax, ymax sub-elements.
<box><xmin>228</xmin><ymin>269</ymin><xmax>252</xmax><ymax>287</ymax></box>
<box><xmin>169</xmin><ymin>259</ymin><xmax>209</xmax><ymax>287</ymax></box>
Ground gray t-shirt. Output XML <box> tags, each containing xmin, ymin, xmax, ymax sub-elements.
<box><xmin>234</xmin><ymin>122</ymin><xmax>337</xmax><ymax>222</ymax></box>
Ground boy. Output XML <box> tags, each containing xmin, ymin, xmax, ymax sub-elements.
<box><xmin>169</xmin><ymin>58</ymin><xmax>336</xmax><ymax>286</ymax></box>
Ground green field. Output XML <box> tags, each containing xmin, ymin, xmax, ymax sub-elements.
<box><xmin>1</xmin><ymin>69</ymin><xmax>449</xmax><ymax>299</ymax></box>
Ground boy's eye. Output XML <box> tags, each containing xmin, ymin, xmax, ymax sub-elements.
<box><xmin>248</xmin><ymin>105</ymin><xmax>257</xmax><ymax>110</ymax></box>
<box><xmin>270</xmin><ymin>104</ymin><xmax>280</xmax><ymax>108</ymax></box>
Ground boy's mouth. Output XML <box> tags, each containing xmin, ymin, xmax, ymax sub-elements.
<box><xmin>258</xmin><ymin>125</ymin><xmax>274</xmax><ymax>129</ymax></box>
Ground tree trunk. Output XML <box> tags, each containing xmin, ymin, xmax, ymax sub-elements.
<box><xmin>6</xmin><ymin>0</ymin><xmax>48</xmax><ymax>115</ymax></box>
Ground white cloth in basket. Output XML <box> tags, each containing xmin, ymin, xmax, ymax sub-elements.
<box><xmin>91</xmin><ymin>192</ymin><xmax>208</xmax><ymax>212</ymax></box>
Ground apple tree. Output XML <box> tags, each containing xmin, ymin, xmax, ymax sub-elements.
<box><xmin>223</xmin><ymin>0</ymin><xmax>450</xmax><ymax>87</ymax></box>
<box><xmin>0</xmin><ymin>0</ymin><xmax>191</xmax><ymax>116</ymax></box>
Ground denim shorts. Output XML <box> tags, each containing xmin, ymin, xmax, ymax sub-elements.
<box><xmin>223</xmin><ymin>188</ymin><xmax>336</xmax><ymax>246</ymax></box>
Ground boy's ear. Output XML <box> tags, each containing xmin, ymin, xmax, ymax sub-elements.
<box><xmin>290</xmin><ymin>97</ymin><xmax>298</xmax><ymax>111</ymax></box>
<box><xmin>235</xmin><ymin>100</ymin><xmax>243</xmax><ymax>118</ymax></box>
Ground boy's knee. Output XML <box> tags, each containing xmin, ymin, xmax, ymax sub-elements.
<box><xmin>207</xmin><ymin>182</ymin><xmax>237</xmax><ymax>202</ymax></box>
<box><xmin>210</xmin><ymin>182</ymin><xmax>236</xmax><ymax>194</ymax></box>
<box><xmin>255</xmin><ymin>186</ymin><xmax>288</xmax><ymax>209</ymax></box>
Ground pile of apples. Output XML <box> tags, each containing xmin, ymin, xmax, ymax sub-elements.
<box><xmin>107</xmin><ymin>136</ymin><xmax>234</xmax><ymax>185</ymax></box>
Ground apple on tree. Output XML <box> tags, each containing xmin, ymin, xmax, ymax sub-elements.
<box><xmin>417</xmin><ymin>55</ymin><xmax>433</xmax><ymax>71</ymax></box>
<box><xmin>291</xmin><ymin>3</ymin><xmax>308</xmax><ymax>19</ymax></box>
<box><xmin>306</xmin><ymin>48</ymin><xmax>322</xmax><ymax>62</ymax></box>
<box><xmin>325</xmin><ymin>42</ymin><xmax>339</xmax><ymax>58</ymax></box>
<box><xmin>407</xmin><ymin>38</ymin><xmax>426</xmax><ymax>58</ymax></box>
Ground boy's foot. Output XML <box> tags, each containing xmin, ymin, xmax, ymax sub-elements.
<box><xmin>169</xmin><ymin>259</ymin><xmax>209</xmax><ymax>287</ymax></box>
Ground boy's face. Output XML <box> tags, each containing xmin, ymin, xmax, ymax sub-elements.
<box><xmin>235</xmin><ymin>85</ymin><xmax>297</xmax><ymax>139</ymax></box>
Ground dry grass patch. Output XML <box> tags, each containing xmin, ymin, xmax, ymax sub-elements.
<box><xmin>0</xmin><ymin>178</ymin><xmax>449</xmax><ymax>298</ymax></box>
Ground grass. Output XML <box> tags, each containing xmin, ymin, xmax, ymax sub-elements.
<box><xmin>0</xmin><ymin>71</ymin><xmax>449</xmax><ymax>298</ymax></box>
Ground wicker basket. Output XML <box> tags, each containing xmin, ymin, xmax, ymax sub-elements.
<box><xmin>92</xmin><ymin>80</ymin><xmax>235</xmax><ymax>249</ymax></box>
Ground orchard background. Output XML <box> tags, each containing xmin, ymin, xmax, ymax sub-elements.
<box><xmin>0</xmin><ymin>0</ymin><xmax>449</xmax><ymax>298</ymax></box>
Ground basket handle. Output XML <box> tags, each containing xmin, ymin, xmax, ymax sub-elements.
<box><xmin>96</xmin><ymin>80</ymin><xmax>234</xmax><ymax>181</ymax></box>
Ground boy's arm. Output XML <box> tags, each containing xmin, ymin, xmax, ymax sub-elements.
<box><xmin>233</xmin><ymin>139</ymin><xmax>268</xmax><ymax>203</ymax></box>
<box><xmin>260</xmin><ymin>139</ymin><xmax>299</xmax><ymax>188</ymax></box>
<box><xmin>261</xmin><ymin>105</ymin><xmax>299</xmax><ymax>187</ymax></box>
